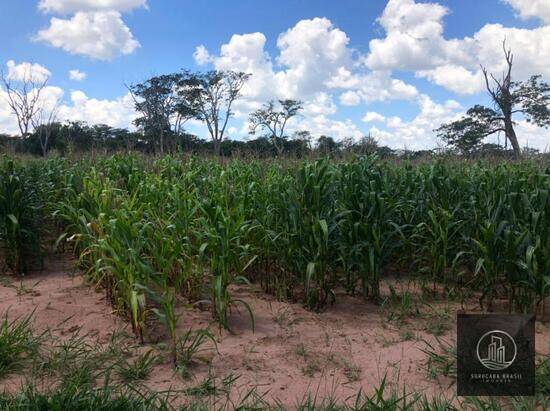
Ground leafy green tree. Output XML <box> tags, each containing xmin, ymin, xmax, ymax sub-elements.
<box><xmin>437</xmin><ymin>105</ymin><xmax>502</xmax><ymax>155</ymax></box>
<box><xmin>178</xmin><ymin>71</ymin><xmax>250</xmax><ymax>156</ymax></box>
<box><xmin>62</xmin><ymin>121</ymin><xmax>94</xmax><ymax>152</ymax></box>
<box><xmin>129</xmin><ymin>74</ymin><xmax>193</xmax><ymax>154</ymax></box>
<box><xmin>375</xmin><ymin>146</ymin><xmax>396</xmax><ymax>159</ymax></box>
<box><xmin>355</xmin><ymin>134</ymin><xmax>379</xmax><ymax>155</ymax></box>
<box><xmin>285</xmin><ymin>131</ymin><xmax>311</xmax><ymax>157</ymax></box>
<box><xmin>242</xmin><ymin>137</ymin><xmax>277</xmax><ymax>158</ymax></box>
<box><xmin>248</xmin><ymin>99</ymin><xmax>303</xmax><ymax>155</ymax></box>
<box><xmin>316</xmin><ymin>135</ymin><xmax>339</xmax><ymax>156</ymax></box>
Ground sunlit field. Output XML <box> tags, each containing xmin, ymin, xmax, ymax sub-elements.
<box><xmin>0</xmin><ymin>154</ymin><xmax>548</xmax><ymax>409</ymax></box>
<box><xmin>2</xmin><ymin>0</ymin><xmax>550</xmax><ymax>408</ymax></box>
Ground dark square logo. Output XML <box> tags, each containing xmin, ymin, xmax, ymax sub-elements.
<box><xmin>457</xmin><ymin>314</ymin><xmax>535</xmax><ymax>396</ymax></box>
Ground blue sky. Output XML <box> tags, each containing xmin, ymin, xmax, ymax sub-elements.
<box><xmin>1</xmin><ymin>0</ymin><xmax>549</xmax><ymax>150</ymax></box>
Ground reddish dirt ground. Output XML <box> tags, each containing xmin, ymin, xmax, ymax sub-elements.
<box><xmin>1</xmin><ymin>255</ymin><xmax>549</xmax><ymax>407</ymax></box>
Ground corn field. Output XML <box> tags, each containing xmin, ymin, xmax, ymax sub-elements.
<box><xmin>1</xmin><ymin>154</ymin><xmax>548</xmax><ymax>342</ymax></box>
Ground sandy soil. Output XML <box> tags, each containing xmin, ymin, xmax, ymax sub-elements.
<box><xmin>1</xmin><ymin>255</ymin><xmax>549</xmax><ymax>407</ymax></box>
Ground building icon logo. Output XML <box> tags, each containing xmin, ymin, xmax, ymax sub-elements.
<box><xmin>476</xmin><ymin>330</ymin><xmax>517</xmax><ymax>371</ymax></box>
<box><xmin>458</xmin><ymin>314</ymin><xmax>535</xmax><ymax>396</ymax></box>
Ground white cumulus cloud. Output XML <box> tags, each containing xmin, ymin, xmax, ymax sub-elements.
<box><xmin>0</xmin><ymin>89</ymin><xmax>16</xmax><ymax>134</ymax></box>
<box><xmin>0</xmin><ymin>84</ymin><xmax>64</xmax><ymax>134</ymax></box>
<box><xmin>274</xmin><ymin>17</ymin><xmax>352</xmax><ymax>98</ymax></box>
<box><xmin>362</xmin><ymin>112</ymin><xmax>386</xmax><ymax>123</ymax></box>
<box><xmin>5</xmin><ymin>60</ymin><xmax>51</xmax><ymax>83</ymax></box>
<box><xmin>416</xmin><ymin>65</ymin><xmax>484</xmax><ymax>95</ymax></box>
<box><xmin>339</xmin><ymin>90</ymin><xmax>361</xmax><ymax>106</ymax></box>
<box><xmin>366</xmin><ymin>0</ymin><xmax>452</xmax><ymax>72</ymax></box>
<box><xmin>503</xmin><ymin>0</ymin><xmax>550</xmax><ymax>24</ymax></box>
<box><xmin>195</xmin><ymin>17</ymin><xmax>419</xmax><ymax>142</ymax></box>
<box><xmin>0</xmin><ymin>87</ymin><xmax>136</xmax><ymax>135</ymax></box>
<box><xmin>365</xmin><ymin>0</ymin><xmax>550</xmax><ymax>95</ymax></box>
<box><xmin>39</xmin><ymin>0</ymin><xmax>147</xmax><ymax>14</ymax></box>
<box><xmin>212</xmin><ymin>32</ymin><xmax>276</xmax><ymax>102</ymax></box>
<box><xmin>58</xmin><ymin>90</ymin><xmax>136</xmax><ymax>128</ymax></box>
<box><xmin>370</xmin><ymin>95</ymin><xmax>463</xmax><ymax>150</ymax></box>
<box><xmin>1</xmin><ymin>60</ymin><xmax>136</xmax><ymax>134</ymax></box>
<box><xmin>35</xmin><ymin>11</ymin><xmax>140</xmax><ymax>60</ymax></box>
<box><xmin>69</xmin><ymin>69</ymin><xmax>87</xmax><ymax>81</ymax></box>
<box><xmin>193</xmin><ymin>45</ymin><xmax>212</xmax><ymax>65</ymax></box>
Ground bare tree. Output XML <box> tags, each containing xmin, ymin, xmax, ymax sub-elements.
<box><xmin>249</xmin><ymin>99</ymin><xmax>303</xmax><ymax>155</ymax></box>
<box><xmin>31</xmin><ymin>100</ymin><xmax>60</xmax><ymax>157</ymax></box>
<box><xmin>437</xmin><ymin>40</ymin><xmax>550</xmax><ymax>158</ymax></box>
<box><xmin>480</xmin><ymin>41</ymin><xmax>521</xmax><ymax>156</ymax></box>
<box><xmin>1</xmin><ymin>68</ymin><xmax>49</xmax><ymax>138</ymax></box>
<box><xmin>180</xmin><ymin>71</ymin><xmax>250</xmax><ymax>156</ymax></box>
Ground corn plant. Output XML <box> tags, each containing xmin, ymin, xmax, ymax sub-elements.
<box><xmin>337</xmin><ymin>158</ymin><xmax>403</xmax><ymax>302</ymax></box>
<box><xmin>198</xmin><ymin>191</ymin><xmax>256</xmax><ymax>330</ymax></box>
<box><xmin>115</xmin><ymin>349</ymin><xmax>158</xmax><ymax>382</ymax></box>
<box><xmin>0</xmin><ymin>159</ymin><xmax>43</xmax><ymax>275</ymax></box>
<box><xmin>296</xmin><ymin>160</ymin><xmax>338</xmax><ymax>310</ymax></box>
<box><xmin>175</xmin><ymin>328</ymin><xmax>217</xmax><ymax>378</ymax></box>
<box><xmin>93</xmin><ymin>212</ymin><xmax>154</xmax><ymax>341</ymax></box>
<box><xmin>412</xmin><ymin>207</ymin><xmax>465</xmax><ymax>295</ymax></box>
<box><xmin>517</xmin><ymin>235</ymin><xmax>550</xmax><ymax>315</ymax></box>
<box><xmin>148</xmin><ymin>287</ymin><xmax>180</xmax><ymax>363</ymax></box>
<box><xmin>3</xmin><ymin>153</ymin><xmax>546</xmax><ymax>346</ymax></box>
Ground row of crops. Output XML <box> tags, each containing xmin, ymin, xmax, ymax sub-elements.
<box><xmin>1</xmin><ymin>155</ymin><xmax>548</xmax><ymax>345</ymax></box>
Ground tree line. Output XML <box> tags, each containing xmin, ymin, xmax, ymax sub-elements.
<box><xmin>1</xmin><ymin>42</ymin><xmax>548</xmax><ymax>158</ymax></box>
<box><xmin>1</xmin><ymin>122</ymin><xmax>536</xmax><ymax>160</ymax></box>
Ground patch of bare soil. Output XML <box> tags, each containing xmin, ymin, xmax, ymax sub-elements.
<box><xmin>1</xmin><ymin>256</ymin><xmax>549</xmax><ymax>407</ymax></box>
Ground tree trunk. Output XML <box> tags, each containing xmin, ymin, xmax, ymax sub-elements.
<box><xmin>41</xmin><ymin>139</ymin><xmax>47</xmax><ymax>157</ymax></box>
<box><xmin>273</xmin><ymin>136</ymin><xmax>283</xmax><ymax>156</ymax></box>
<box><xmin>504</xmin><ymin>116</ymin><xmax>521</xmax><ymax>158</ymax></box>
<box><xmin>213</xmin><ymin>139</ymin><xmax>221</xmax><ymax>156</ymax></box>
<box><xmin>38</xmin><ymin>130</ymin><xmax>49</xmax><ymax>157</ymax></box>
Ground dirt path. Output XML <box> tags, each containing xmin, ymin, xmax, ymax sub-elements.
<box><xmin>1</xmin><ymin>256</ymin><xmax>549</xmax><ymax>407</ymax></box>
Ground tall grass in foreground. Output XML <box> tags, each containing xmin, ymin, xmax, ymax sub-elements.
<box><xmin>1</xmin><ymin>313</ymin><xmax>549</xmax><ymax>411</ymax></box>
<box><xmin>0</xmin><ymin>312</ymin><xmax>41</xmax><ymax>378</ymax></box>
